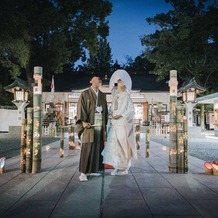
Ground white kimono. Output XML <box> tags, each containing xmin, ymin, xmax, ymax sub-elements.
<box><xmin>102</xmin><ymin>90</ymin><xmax>137</xmax><ymax>170</ymax></box>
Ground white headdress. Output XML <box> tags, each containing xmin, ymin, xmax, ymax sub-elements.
<box><xmin>109</xmin><ymin>69</ymin><xmax>132</xmax><ymax>91</ymax></box>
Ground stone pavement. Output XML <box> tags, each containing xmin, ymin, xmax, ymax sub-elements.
<box><xmin>0</xmin><ymin>134</ymin><xmax>218</xmax><ymax>218</ymax></box>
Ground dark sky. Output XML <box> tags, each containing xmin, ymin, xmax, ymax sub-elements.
<box><xmin>107</xmin><ymin>0</ymin><xmax>173</xmax><ymax>64</ymax></box>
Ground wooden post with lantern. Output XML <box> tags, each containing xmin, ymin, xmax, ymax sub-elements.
<box><xmin>169</xmin><ymin>70</ymin><xmax>178</xmax><ymax>173</ymax></box>
<box><xmin>179</xmin><ymin>78</ymin><xmax>206</xmax><ymax>127</ymax></box>
<box><xmin>32</xmin><ymin>66</ymin><xmax>43</xmax><ymax>173</ymax></box>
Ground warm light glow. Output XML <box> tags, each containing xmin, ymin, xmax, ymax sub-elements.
<box><xmin>14</xmin><ymin>89</ymin><xmax>29</xmax><ymax>102</ymax></box>
<box><xmin>46</xmin><ymin>145</ymin><xmax>50</xmax><ymax>150</ymax></box>
<box><xmin>186</xmin><ymin>90</ymin><xmax>195</xmax><ymax>102</ymax></box>
<box><xmin>162</xmin><ymin>146</ymin><xmax>167</xmax><ymax>151</ymax></box>
<box><xmin>182</xmin><ymin>92</ymin><xmax>186</xmax><ymax>102</ymax></box>
<box><xmin>182</xmin><ymin>89</ymin><xmax>196</xmax><ymax>103</ymax></box>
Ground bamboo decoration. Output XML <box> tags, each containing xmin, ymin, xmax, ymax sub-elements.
<box><xmin>169</xmin><ymin>70</ymin><xmax>178</xmax><ymax>173</ymax></box>
<box><xmin>176</xmin><ymin>106</ymin><xmax>185</xmax><ymax>173</ymax></box>
<box><xmin>68</xmin><ymin>125</ymin><xmax>75</xmax><ymax>150</ymax></box>
<box><xmin>145</xmin><ymin>128</ymin><xmax>150</xmax><ymax>158</ymax></box>
<box><xmin>20</xmin><ymin>119</ymin><xmax>27</xmax><ymax>173</ymax></box>
<box><xmin>183</xmin><ymin>116</ymin><xmax>188</xmax><ymax>172</ymax></box>
<box><xmin>60</xmin><ymin>127</ymin><xmax>64</xmax><ymax>157</ymax></box>
<box><xmin>25</xmin><ymin>107</ymin><xmax>33</xmax><ymax>173</ymax></box>
<box><xmin>57</xmin><ymin>112</ymin><xmax>65</xmax><ymax>157</ymax></box>
<box><xmin>32</xmin><ymin>66</ymin><xmax>43</xmax><ymax>173</ymax></box>
<box><xmin>135</xmin><ymin>124</ymin><xmax>140</xmax><ymax>150</ymax></box>
<box><xmin>200</xmin><ymin>104</ymin><xmax>205</xmax><ymax>131</ymax></box>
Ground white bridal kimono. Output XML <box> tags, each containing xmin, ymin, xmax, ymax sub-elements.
<box><xmin>102</xmin><ymin>90</ymin><xmax>137</xmax><ymax>170</ymax></box>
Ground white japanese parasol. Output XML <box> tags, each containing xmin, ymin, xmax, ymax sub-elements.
<box><xmin>109</xmin><ymin>69</ymin><xmax>132</xmax><ymax>91</ymax></box>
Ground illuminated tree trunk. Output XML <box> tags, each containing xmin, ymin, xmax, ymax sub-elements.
<box><xmin>26</xmin><ymin>107</ymin><xmax>33</xmax><ymax>173</ymax></box>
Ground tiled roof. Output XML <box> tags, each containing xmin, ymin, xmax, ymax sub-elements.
<box><xmin>178</xmin><ymin>78</ymin><xmax>206</xmax><ymax>93</ymax></box>
<box><xmin>4</xmin><ymin>78</ymin><xmax>30</xmax><ymax>93</ymax></box>
<box><xmin>52</xmin><ymin>73</ymin><xmax>169</xmax><ymax>92</ymax></box>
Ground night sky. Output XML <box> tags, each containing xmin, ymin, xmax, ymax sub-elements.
<box><xmin>107</xmin><ymin>0</ymin><xmax>173</xmax><ymax>64</ymax></box>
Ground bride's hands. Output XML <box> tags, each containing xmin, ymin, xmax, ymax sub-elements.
<box><xmin>108</xmin><ymin>114</ymin><xmax>122</xmax><ymax>120</ymax></box>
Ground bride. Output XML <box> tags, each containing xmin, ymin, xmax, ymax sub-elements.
<box><xmin>102</xmin><ymin>75</ymin><xmax>137</xmax><ymax>176</ymax></box>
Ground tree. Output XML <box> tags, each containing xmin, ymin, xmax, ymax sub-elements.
<box><xmin>0</xmin><ymin>0</ymin><xmax>112</xmax><ymax>87</ymax></box>
<box><xmin>123</xmin><ymin>54</ymin><xmax>156</xmax><ymax>75</ymax></box>
<box><xmin>141</xmin><ymin>0</ymin><xmax>218</xmax><ymax>92</ymax></box>
<box><xmin>81</xmin><ymin>37</ymin><xmax>113</xmax><ymax>76</ymax></box>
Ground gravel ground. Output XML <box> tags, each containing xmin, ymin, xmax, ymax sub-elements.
<box><xmin>0</xmin><ymin>136</ymin><xmax>59</xmax><ymax>159</ymax></box>
<box><xmin>150</xmin><ymin>134</ymin><xmax>218</xmax><ymax>162</ymax></box>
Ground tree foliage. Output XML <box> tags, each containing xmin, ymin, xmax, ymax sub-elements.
<box><xmin>80</xmin><ymin>37</ymin><xmax>113</xmax><ymax>76</ymax></box>
<box><xmin>0</xmin><ymin>0</ymin><xmax>112</xmax><ymax>87</ymax></box>
<box><xmin>141</xmin><ymin>0</ymin><xmax>218</xmax><ymax>92</ymax></box>
<box><xmin>123</xmin><ymin>54</ymin><xmax>156</xmax><ymax>75</ymax></box>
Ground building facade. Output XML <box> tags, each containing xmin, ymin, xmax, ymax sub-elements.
<box><xmin>42</xmin><ymin>84</ymin><xmax>170</xmax><ymax>126</ymax></box>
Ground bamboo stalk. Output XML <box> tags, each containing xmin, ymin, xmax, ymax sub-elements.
<box><xmin>169</xmin><ymin>96</ymin><xmax>177</xmax><ymax>173</ymax></box>
<box><xmin>68</xmin><ymin>125</ymin><xmax>75</xmax><ymax>150</ymax></box>
<box><xmin>20</xmin><ymin>119</ymin><xmax>26</xmax><ymax>173</ymax></box>
<box><xmin>32</xmin><ymin>95</ymin><xmax>42</xmax><ymax>173</ymax></box>
<box><xmin>135</xmin><ymin>124</ymin><xmax>140</xmax><ymax>150</ymax></box>
<box><xmin>32</xmin><ymin>66</ymin><xmax>42</xmax><ymax>173</ymax></box>
<box><xmin>60</xmin><ymin>126</ymin><xmax>64</xmax><ymax>158</ymax></box>
<box><xmin>183</xmin><ymin>116</ymin><xmax>188</xmax><ymax>172</ymax></box>
<box><xmin>145</xmin><ymin>128</ymin><xmax>150</xmax><ymax>158</ymax></box>
<box><xmin>177</xmin><ymin>106</ymin><xmax>185</xmax><ymax>173</ymax></box>
<box><xmin>200</xmin><ymin>104</ymin><xmax>205</xmax><ymax>131</ymax></box>
<box><xmin>26</xmin><ymin>107</ymin><xmax>33</xmax><ymax>173</ymax></box>
<box><xmin>169</xmin><ymin>70</ymin><xmax>178</xmax><ymax>173</ymax></box>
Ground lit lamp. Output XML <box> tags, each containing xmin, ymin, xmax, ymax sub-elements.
<box><xmin>14</xmin><ymin>88</ymin><xmax>29</xmax><ymax>102</ymax></box>
<box><xmin>182</xmin><ymin>88</ymin><xmax>196</xmax><ymax>103</ymax></box>
<box><xmin>179</xmin><ymin>78</ymin><xmax>206</xmax><ymax>127</ymax></box>
<box><xmin>4</xmin><ymin>78</ymin><xmax>30</xmax><ymax>126</ymax></box>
